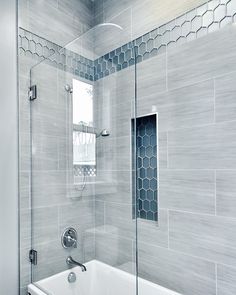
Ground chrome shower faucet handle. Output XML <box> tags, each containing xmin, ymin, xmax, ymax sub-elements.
<box><xmin>61</xmin><ymin>227</ymin><xmax>78</xmax><ymax>249</ymax></box>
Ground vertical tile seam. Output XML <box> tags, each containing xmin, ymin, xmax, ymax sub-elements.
<box><xmin>103</xmin><ymin>200</ymin><xmax>106</xmax><ymax>231</ymax></box>
<box><xmin>167</xmin><ymin>209</ymin><xmax>170</xmax><ymax>249</ymax></box>
<box><xmin>214</xmin><ymin>170</ymin><xmax>217</xmax><ymax>216</ymax></box>
<box><xmin>166</xmin><ymin>131</ymin><xmax>169</xmax><ymax>169</ymax></box>
<box><xmin>57</xmin><ymin>205</ymin><xmax>60</xmax><ymax>241</ymax></box>
<box><xmin>215</xmin><ymin>263</ymin><xmax>218</xmax><ymax>295</ymax></box>
<box><xmin>213</xmin><ymin>78</ymin><xmax>216</xmax><ymax>124</ymax></box>
<box><xmin>166</xmin><ymin>46</ymin><xmax>169</xmax><ymax>92</ymax></box>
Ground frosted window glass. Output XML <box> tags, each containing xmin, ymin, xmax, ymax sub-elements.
<box><xmin>73</xmin><ymin>79</ymin><xmax>93</xmax><ymax>126</ymax></box>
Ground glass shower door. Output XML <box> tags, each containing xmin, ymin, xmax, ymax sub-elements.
<box><xmin>28</xmin><ymin>19</ymin><xmax>138</xmax><ymax>294</ymax></box>
<box><xmin>29</xmin><ymin>49</ymin><xmax>96</xmax><ymax>284</ymax></box>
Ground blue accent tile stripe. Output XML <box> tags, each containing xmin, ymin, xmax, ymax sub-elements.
<box><xmin>94</xmin><ymin>0</ymin><xmax>236</xmax><ymax>80</ymax></box>
<box><xmin>19</xmin><ymin>28</ymin><xmax>94</xmax><ymax>81</ymax></box>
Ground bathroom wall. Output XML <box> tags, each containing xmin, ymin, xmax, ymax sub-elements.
<box><xmin>0</xmin><ymin>0</ymin><xmax>18</xmax><ymax>294</ymax></box>
<box><xmin>18</xmin><ymin>1</ymin><xmax>95</xmax><ymax>294</ymax></box>
<box><xmin>94</xmin><ymin>1</ymin><xmax>236</xmax><ymax>295</ymax></box>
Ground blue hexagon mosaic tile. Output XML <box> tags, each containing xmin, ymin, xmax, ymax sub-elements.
<box><xmin>136</xmin><ymin>114</ymin><xmax>158</xmax><ymax>221</ymax></box>
<box><xmin>18</xmin><ymin>28</ymin><xmax>94</xmax><ymax>81</ymax></box>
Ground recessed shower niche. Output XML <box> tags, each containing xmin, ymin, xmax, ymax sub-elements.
<box><xmin>132</xmin><ymin>114</ymin><xmax>159</xmax><ymax>222</ymax></box>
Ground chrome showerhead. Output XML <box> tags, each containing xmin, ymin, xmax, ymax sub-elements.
<box><xmin>96</xmin><ymin>129</ymin><xmax>110</xmax><ymax>138</ymax></box>
<box><xmin>101</xmin><ymin>129</ymin><xmax>110</xmax><ymax>137</ymax></box>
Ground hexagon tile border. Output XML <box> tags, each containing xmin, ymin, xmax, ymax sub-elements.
<box><xmin>19</xmin><ymin>28</ymin><xmax>95</xmax><ymax>81</ymax></box>
<box><xmin>95</xmin><ymin>0</ymin><xmax>236</xmax><ymax>80</ymax></box>
<box><xmin>19</xmin><ymin>0</ymin><xmax>236</xmax><ymax>82</ymax></box>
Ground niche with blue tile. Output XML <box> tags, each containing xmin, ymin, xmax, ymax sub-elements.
<box><xmin>132</xmin><ymin>114</ymin><xmax>158</xmax><ymax>222</ymax></box>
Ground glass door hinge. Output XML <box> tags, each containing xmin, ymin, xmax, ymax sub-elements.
<box><xmin>29</xmin><ymin>249</ymin><xmax>37</xmax><ymax>265</ymax></box>
<box><xmin>28</xmin><ymin>85</ymin><xmax>37</xmax><ymax>101</ymax></box>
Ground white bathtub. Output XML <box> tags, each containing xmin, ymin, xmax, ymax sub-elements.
<box><xmin>28</xmin><ymin>260</ymin><xmax>181</xmax><ymax>295</ymax></box>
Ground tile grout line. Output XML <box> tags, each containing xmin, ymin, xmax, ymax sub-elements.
<box><xmin>166</xmin><ymin>46</ymin><xmax>168</xmax><ymax>92</ymax></box>
<box><xmin>103</xmin><ymin>201</ymin><xmax>106</xmax><ymax>231</ymax></box>
<box><xmin>213</xmin><ymin>78</ymin><xmax>216</xmax><ymax>123</ymax></box>
<box><xmin>166</xmin><ymin>131</ymin><xmax>169</xmax><ymax>169</ymax></box>
<box><xmin>214</xmin><ymin>170</ymin><xmax>217</xmax><ymax>216</ymax></box>
<box><xmin>163</xmin><ymin>208</ymin><xmax>236</xmax><ymax>219</ymax></box>
<box><xmin>215</xmin><ymin>263</ymin><xmax>218</xmax><ymax>295</ymax></box>
<box><xmin>167</xmin><ymin>209</ymin><xmax>170</xmax><ymax>249</ymax></box>
<box><xmin>57</xmin><ymin>205</ymin><xmax>60</xmax><ymax>241</ymax></box>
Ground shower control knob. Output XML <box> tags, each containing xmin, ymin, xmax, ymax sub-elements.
<box><xmin>61</xmin><ymin>227</ymin><xmax>78</xmax><ymax>249</ymax></box>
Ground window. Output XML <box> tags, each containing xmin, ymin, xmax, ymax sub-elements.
<box><xmin>73</xmin><ymin>79</ymin><xmax>93</xmax><ymax>126</ymax></box>
<box><xmin>72</xmin><ymin>79</ymin><xmax>96</xmax><ymax>177</ymax></box>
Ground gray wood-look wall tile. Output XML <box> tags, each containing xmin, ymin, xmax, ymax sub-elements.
<box><xmin>19</xmin><ymin>209</ymin><xmax>31</xmax><ymax>250</ymax></box>
<box><xmin>19</xmin><ymin>171</ymin><xmax>30</xmax><ymax>210</ymax></box>
<box><xmin>32</xmin><ymin>170</ymin><xmax>68</xmax><ymax>208</ymax></box>
<box><xmin>59</xmin><ymin>199</ymin><xmax>94</xmax><ymax>226</ymax></box>
<box><xmin>167</xmin><ymin>25</ymin><xmax>236</xmax><ymax>90</ymax></box>
<box><xmin>95</xmin><ymin>181</ymin><xmax>132</xmax><ymax>205</ymax></box>
<box><xmin>215</xmin><ymin>71</ymin><xmax>236</xmax><ymax>123</ymax></box>
<box><xmin>95</xmin><ymin>182</ymin><xmax>130</xmax><ymax>200</ymax></box>
<box><xmin>169</xmin><ymin>211</ymin><xmax>236</xmax><ymax>267</ymax></box>
<box><xmin>159</xmin><ymin>132</ymin><xmax>168</xmax><ymax>169</ymax></box>
<box><xmin>217</xmin><ymin>264</ymin><xmax>236</xmax><ymax>295</ymax></box>
<box><xmin>138</xmin><ymin>79</ymin><xmax>214</xmax><ymax>132</ymax></box>
<box><xmin>97</xmin><ymin>135</ymin><xmax>131</xmax><ymax>171</ymax></box>
<box><xmin>58</xmin><ymin>0</ymin><xmax>93</xmax><ymax>26</ymax></box>
<box><xmin>216</xmin><ymin>170</ymin><xmax>236</xmax><ymax>218</ymax></box>
<box><xmin>168</xmin><ymin>122</ymin><xmax>236</xmax><ymax>169</ymax></box>
<box><xmin>19</xmin><ymin>131</ymin><xmax>31</xmax><ymax>172</ymax></box>
<box><xmin>137</xmin><ymin>52</ymin><xmax>167</xmax><ymax>101</ymax></box>
<box><xmin>138</xmin><ymin>242</ymin><xmax>216</xmax><ymax>295</ymax></box>
<box><xmin>32</xmin><ymin>206</ymin><xmax>59</xmax><ymax>245</ymax></box>
<box><xmin>137</xmin><ymin>209</ymin><xmax>169</xmax><ymax>248</ymax></box>
<box><xmin>20</xmin><ymin>0</ymin><xmax>93</xmax><ymax>47</ymax></box>
<box><xmin>94</xmin><ymin>66</ymin><xmax>134</xmax><ymax>110</ymax></box>
<box><xmin>104</xmin><ymin>202</ymin><xmax>135</xmax><ymax>239</ymax></box>
<box><xmin>95</xmin><ymin>231</ymin><xmax>134</xmax><ymax>269</ymax></box>
<box><xmin>32</xmin><ymin>133</ymin><xmax>59</xmax><ymax>171</ymax></box>
<box><xmin>159</xmin><ymin>169</ymin><xmax>215</xmax><ymax>214</ymax></box>
<box><xmin>95</xmin><ymin>200</ymin><xmax>105</xmax><ymax>228</ymax></box>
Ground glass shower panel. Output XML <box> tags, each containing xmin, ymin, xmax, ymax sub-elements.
<box><xmin>29</xmin><ymin>17</ymin><xmax>137</xmax><ymax>294</ymax></box>
<box><xmin>135</xmin><ymin>1</ymin><xmax>236</xmax><ymax>295</ymax></box>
